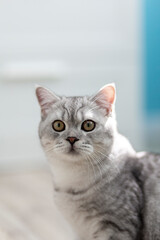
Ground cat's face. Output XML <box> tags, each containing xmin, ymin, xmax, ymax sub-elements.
<box><xmin>36</xmin><ymin>84</ymin><xmax>116</xmax><ymax>163</ymax></box>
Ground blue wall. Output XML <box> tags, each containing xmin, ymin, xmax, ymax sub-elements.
<box><xmin>144</xmin><ymin>0</ymin><xmax>160</xmax><ymax>116</ymax></box>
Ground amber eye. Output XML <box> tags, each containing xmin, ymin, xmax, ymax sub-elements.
<box><xmin>81</xmin><ymin>120</ymin><xmax>96</xmax><ymax>132</ymax></box>
<box><xmin>52</xmin><ymin>120</ymin><xmax>65</xmax><ymax>132</ymax></box>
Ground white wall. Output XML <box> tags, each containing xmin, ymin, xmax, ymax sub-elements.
<box><xmin>0</xmin><ymin>0</ymin><xmax>142</xmax><ymax>171</ymax></box>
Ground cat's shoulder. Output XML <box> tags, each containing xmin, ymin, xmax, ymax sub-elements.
<box><xmin>133</xmin><ymin>151</ymin><xmax>160</xmax><ymax>180</ymax></box>
<box><xmin>122</xmin><ymin>151</ymin><xmax>160</xmax><ymax>182</ymax></box>
<box><xmin>136</xmin><ymin>151</ymin><xmax>160</xmax><ymax>163</ymax></box>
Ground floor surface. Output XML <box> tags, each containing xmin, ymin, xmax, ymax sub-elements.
<box><xmin>0</xmin><ymin>169</ymin><xmax>75</xmax><ymax>240</ymax></box>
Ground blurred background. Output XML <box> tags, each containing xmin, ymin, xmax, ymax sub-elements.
<box><xmin>0</xmin><ymin>1</ymin><xmax>160</xmax><ymax>239</ymax></box>
<box><xmin>0</xmin><ymin>0</ymin><xmax>160</xmax><ymax>171</ymax></box>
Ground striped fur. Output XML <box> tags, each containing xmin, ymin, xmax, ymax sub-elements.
<box><xmin>36</xmin><ymin>85</ymin><xmax>160</xmax><ymax>240</ymax></box>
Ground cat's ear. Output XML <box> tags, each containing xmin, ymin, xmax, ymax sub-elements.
<box><xmin>35</xmin><ymin>86</ymin><xmax>60</xmax><ymax>117</ymax></box>
<box><xmin>91</xmin><ymin>83</ymin><xmax>116</xmax><ymax>115</ymax></box>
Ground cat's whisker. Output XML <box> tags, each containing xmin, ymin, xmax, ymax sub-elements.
<box><xmin>94</xmin><ymin>150</ymin><xmax>120</xmax><ymax>175</ymax></box>
<box><xmin>94</xmin><ymin>145</ymin><xmax>109</xmax><ymax>154</ymax></box>
<box><xmin>96</xmin><ymin>145</ymin><xmax>115</xmax><ymax>158</ymax></box>
<box><xmin>90</xmin><ymin>154</ymin><xmax>103</xmax><ymax>181</ymax></box>
<box><xmin>54</xmin><ymin>144</ymin><xmax>64</xmax><ymax>149</ymax></box>
<box><xmin>86</xmin><ymin>155</ymin><xmax>97</xmax><ymax>183</ymax></box>
<box><xmin>93</xmin><ymin>152</ymin><xmax>115</xmax><ymax>183</ymax></box>
<box><xmin>94</xmin><ymin>148</ymin><xmax>114</xmax><ymax>161</ymax></box>
<box><xmin>83</xmin><ymin>155</ymin><xmax>93</xmax><ymax>186</ymax></box>
<box><xmin>45</xmin><ymin>145</ymin><xmax>55</xmax><ymax>153</ymax></box>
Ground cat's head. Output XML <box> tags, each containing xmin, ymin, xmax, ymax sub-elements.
<box><xmin>36</xmin><ymin>84</ymin><xmax>117</xmax><ymax>163</ymax></box>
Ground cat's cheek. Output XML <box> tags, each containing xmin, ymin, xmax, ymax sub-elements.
<box><xmin>40</xmin><ymin>136</ymin><xmax>52</xmax><ymax>148</ymax></box>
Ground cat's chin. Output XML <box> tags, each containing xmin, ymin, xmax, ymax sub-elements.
<box><xmin>66</xmin><ymin>145</ymin><xmax>84</xmax><ymax>156</ymax></box>
<box><xmin>58</xmin><ymin>150</ymin><xmax>88</xmax><ymax>162</ymax></box>
<box><xmin>51</xmin><ymin>146</ymin><xmax>92</xmax><ymax>162</ymax></box>
<box><xmin>67</xmin><ymin>149</ymin><xmax>80</xmax><ymax>156</ymax></box>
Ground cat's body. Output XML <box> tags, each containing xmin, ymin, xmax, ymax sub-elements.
<box><xmin>36</xmin><ymin>84</ymin><xmax>160</xmax><ymax>240</ymax></box>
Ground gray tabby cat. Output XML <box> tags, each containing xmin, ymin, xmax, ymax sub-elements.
<box><xmin>36</xmin><ymin>83</ymin><xmax>160</xmax><ymax>240</ymax></box>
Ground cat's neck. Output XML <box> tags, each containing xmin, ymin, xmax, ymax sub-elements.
<box><xmin>49</xmin><ymin>133</ymin><xmax>136</xmax><ymax>193</ymax></box>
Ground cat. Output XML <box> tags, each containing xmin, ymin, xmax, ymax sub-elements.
<box><xmin>36</xmin><ymin>83</ymin><xmax>160</xmax><ymax>240</ymax></box>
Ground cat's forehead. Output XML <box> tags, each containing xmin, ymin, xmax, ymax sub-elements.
<box><xmin>57</xmin><ymin>96</ymin><xmax>94</xmax><ymax>122</ymax></box>
<box><xmin>64</xmin><ymin>96</ymin><xmax>84</xmax><ymax>110</ymax></box>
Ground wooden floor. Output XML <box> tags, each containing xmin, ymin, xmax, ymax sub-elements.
<box><xmin>0</xmin><ymin>169</ymin><xmax>75</xmax><ymax>240</ymax></box>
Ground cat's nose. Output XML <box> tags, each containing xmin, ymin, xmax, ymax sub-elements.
<box><xmin>66</xmin><ymin>137</ymin><xmax>79</xmax><ymax>145</ymax></box>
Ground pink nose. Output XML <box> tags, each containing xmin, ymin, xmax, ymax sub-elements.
<box><xmin>66</xmin><ymin>137</ymin><xmax>79</xmax><ymax>145</ymax></box>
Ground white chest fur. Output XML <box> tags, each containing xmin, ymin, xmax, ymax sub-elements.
<box><xmin>50</xmin><ymin>161</ymin><xmax>102</xmax><ymax>240</ymax></box>
<box><xmin>54</xmin><ymin>190</ymin><xmax>101</xmax><ymax>240</ymax></box>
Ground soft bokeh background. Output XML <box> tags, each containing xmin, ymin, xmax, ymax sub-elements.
<box><xmin>0</xmin><ymin>1</ymin><xmax>160</xmax><ymax>239</ymax></box>
<box><xmin>0</xmin><ymin>0</ymin><xmax>159</xmax><ymax>172</ymax></box>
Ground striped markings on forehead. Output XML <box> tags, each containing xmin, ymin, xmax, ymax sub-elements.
<box><xmin>62</xmin><ymin>97</ymin><xmax>93</xmax><ymax>122</ymax></box>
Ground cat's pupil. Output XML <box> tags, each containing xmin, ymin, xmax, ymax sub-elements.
<box><xmin>52</xmin><ymin>120</ymin><xmax>65</xmax><ymax>132</ymax></box>
<box><xmin>81</xmin><ymin>120</ymin><xmax>95</xmax><ymax>132</ymax></box>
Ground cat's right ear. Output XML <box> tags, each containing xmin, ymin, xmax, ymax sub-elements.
<box><xmin>35</xmin><ymin>86</ymin><xmax>60</xmax><ymax>117</ymax></box>
<box><xmin>90</xmin><ymin>83</ymin><xmax>116</xmax><ymax>115</ymax></box>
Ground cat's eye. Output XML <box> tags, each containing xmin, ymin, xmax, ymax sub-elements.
<box><xmin>52</xmin><ymin>120</ymin><xmax>65</xmax><ymax>132</ymax></box>
<box><xmin>81</xmin><ymin>120</ymin><xmax>95</xmax><ymax>132</ymax></box>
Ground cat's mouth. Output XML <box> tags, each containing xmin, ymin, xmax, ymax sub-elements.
<box><xmin>68</xmin><ymin>146</ymin><xmax>79</xmax><ymax>155</ymax></box>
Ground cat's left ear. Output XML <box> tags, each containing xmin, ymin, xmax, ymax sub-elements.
<box><xmin>35</xmin><ymin>86</ymin><xmax>60</xmax><ymax>118</ymax></box>
<box><xmin>91</xmin><ymin>83</ymin><xmax>116</xmax><ymax>114</ymax></box>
